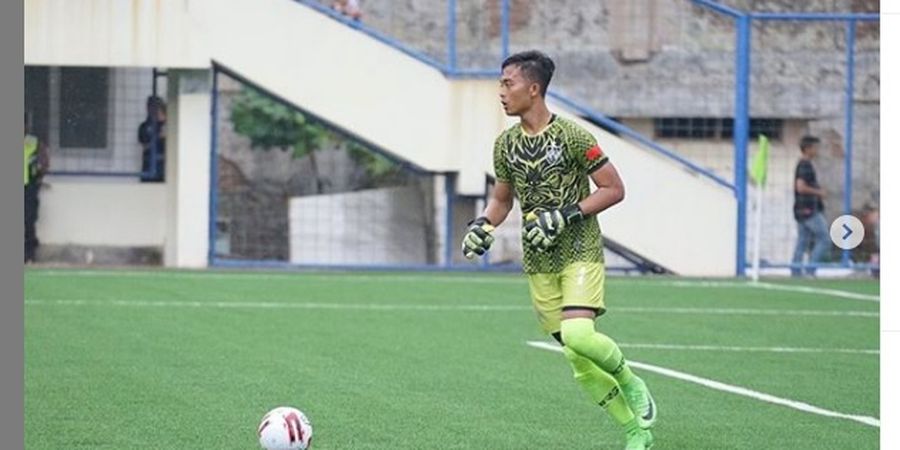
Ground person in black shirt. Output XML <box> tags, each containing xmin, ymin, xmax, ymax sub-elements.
<box><xmin>791</xmin><ymin>135</ymin><xmax>829</xmax><ymax>276</ymax></box>
<box><xmin>138</xmin><ymin>96</ymin><xmax>166</xmax><ymax>182</ymax></box>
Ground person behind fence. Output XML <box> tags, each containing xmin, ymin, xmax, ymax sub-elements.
<box><xmin>791</xmin><ymin>135</ymin><xmax>829</xmax><ymax>276</ymax></box>
<box><xmin>138</xmin><ymin>96</ymin><xmax>167</xmax><ymax>182</ymax></box>
<box><xmin>24</xmin><ymin>114</ymin><xmax>49</xmax><ymax>264</ymax></box>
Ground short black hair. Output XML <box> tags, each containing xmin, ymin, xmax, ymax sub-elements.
<box><xmin>799</xmin><ymin>135</ymin><xmax>820</xmax><ymax>153</ymax></box>
<box><xmin>501</xmin><ymin>50</ymin><xmax>555</xmax><ymax>97</ymax></box>
<box><xmin>147</xmin><ymin>96</ymin><xmax>166</xmax><ymax>108</ymax></box>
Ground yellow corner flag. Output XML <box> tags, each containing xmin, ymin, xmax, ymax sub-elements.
<box><xmin>750</xmin><ymin>134</ymin><xmax>770</xmax><ymax>187</ymax></box>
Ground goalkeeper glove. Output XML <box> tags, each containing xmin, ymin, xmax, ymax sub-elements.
<box><xmin>522</xmin><ymin>204</ymin><xmax>584</xmax><ymax>251</ymax></box>
<box><xmin>462</xmin><ymin>217</ymin><xmax>495</xmax><ymax>259</ymax></box>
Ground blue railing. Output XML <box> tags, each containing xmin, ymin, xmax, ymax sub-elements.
<box><xmin>547</xmin><ymin>92</ymin><xmax>734</xmax><ymax>192</ymax></box>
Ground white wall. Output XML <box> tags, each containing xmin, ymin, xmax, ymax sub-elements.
<box><xmin>288</xmin><ymin>187</ymin><xmax>430</xmax><ymax>265</ymax></box>
<box><xmin>36</xmin><ymin>180</ymin><xmax>167</xmax><ymax>247</ymax></box>
<box><xmin>205</xmin><ymin>0</ymin><xmax>452</xmax><ymax>171</ymax></box>
<box><xmin>25</xmin><ymin>0</ymin><xmax>208</xmax><ymax>68</ymax></box>
<box><xmin>449</xmin><ymin>80</ymin><xmax>509</xmax><ymax>195</ymax></box>
<box><xmin>622</xmin><ymin>118</ymin><xmax>811</xmax><ymax>266</ymax></box>
<box><xmin>549</xmin><ymin>105</ymin><xmax>738</xmax><ymax>276</ymax></box>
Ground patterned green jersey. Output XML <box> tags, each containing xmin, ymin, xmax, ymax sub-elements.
<box><xmin>493</xmin><ymin>115</ymin><xmax>609</xmax><ymax>274</ymax></box>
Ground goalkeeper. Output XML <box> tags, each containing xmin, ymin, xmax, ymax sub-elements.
<box><xmin>462</xmin><ymin>50</ymin><xmax>657</xmax><ymax>450</ymax></box>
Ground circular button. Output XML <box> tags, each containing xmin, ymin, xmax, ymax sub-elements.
<box><xmin>830</xmin><ymin>215</ymin><xmax>865</xmax><ymax>250</ymax></box>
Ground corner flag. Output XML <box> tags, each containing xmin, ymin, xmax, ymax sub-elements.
<box><xmin>749</xmin><ymin>134</ymin><xmax>770</xmax><ymax>186</ymax></box>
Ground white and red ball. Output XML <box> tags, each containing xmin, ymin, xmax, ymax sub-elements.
<box><xmin>258</xmin><ymin>407</ymin><xmax>313</xmax><ymax>450</ymax></box>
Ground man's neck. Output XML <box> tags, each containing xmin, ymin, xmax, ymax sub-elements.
<box><xmin>519</xmin><ymin>102</ymin><xmax>552</xmax><ymax>136</ymax></box>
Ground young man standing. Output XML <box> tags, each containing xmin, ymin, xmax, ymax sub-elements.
<box><xmin>791</xmin><ymin>135</ymin><xmax>830</xmax><ymax>276</ymax></box>
<box><xmin>462</xmin><ymin>50</ymin><xmax>656</xmax><ymax>449</ymax></box>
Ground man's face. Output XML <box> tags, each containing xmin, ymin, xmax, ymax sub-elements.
<box><xmin>499</xmin><ymin>65</ymin><xmax>537</xmax><ymax>116</ymax></box>
<box><xmin>805</xmin><ymin>143</ymin><xmax>820</xmax><ymax>158</ymax></box>
<box><xmin>148</xmin><ymin>104</ymin><xmax>166</xmax><ymax>122</ymax></box>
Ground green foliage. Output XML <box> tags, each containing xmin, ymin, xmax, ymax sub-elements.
<box><xmin>347</xmin><ymin>142</ymin><xmax>399</xmax><ymax>178</ymax></box>
<box><xmin>230</xmin><ymin>87</ymin><xmax>403</xmax><ymax>183</ymax></box>
<box><xmin>230</xmin><ymin>87</ymin><xmax>329</xmax><ymax>160</ymax></box>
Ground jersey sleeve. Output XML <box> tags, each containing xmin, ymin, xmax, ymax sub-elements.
<box><xmin>493</xmin><ymin>132</ymin><xmax>511</xmax><ymax>183</ymax></box>
<box><xmin>567</xmin><ymin>123</ymin><xmax>608</xmax><ymax>174</ymax></box>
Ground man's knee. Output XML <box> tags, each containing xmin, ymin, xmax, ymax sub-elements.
<box><xmin>559</xmin><ymin>317</ymin><xmax>596</xmax><ymax>354</ymax></box>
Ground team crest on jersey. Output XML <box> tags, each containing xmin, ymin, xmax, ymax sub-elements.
<box><xmin>546</xmin><ymin>142</ymin><xmax>563</xmax><ymax>164</ymax></box>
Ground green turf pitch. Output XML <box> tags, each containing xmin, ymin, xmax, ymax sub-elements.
<box><xmin>25</xmin><ymin>269</ymin><xmax>879</xmax><ymax>449</ymax></box>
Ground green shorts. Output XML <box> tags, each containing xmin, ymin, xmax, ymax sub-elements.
<box><xmin>527</xmin><ymin>261</ymin><xmax>606</xmax><ymax>334</ymax></box>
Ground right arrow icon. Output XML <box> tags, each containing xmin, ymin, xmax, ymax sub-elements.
<box><xmin>830</xmin><ymin>215</ymin><xmax>864</xmax><ymax>250</ymax></box>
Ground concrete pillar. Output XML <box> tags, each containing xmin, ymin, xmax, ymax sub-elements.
<box><xmin>448</xmin><ymin>79</ymin><xmax>509</xmax><ymax>196</ymax></box>
<box><xmin>164</xmin><ymin>69</ymin><xmax>212</xmax><ymax>267</ymax></box>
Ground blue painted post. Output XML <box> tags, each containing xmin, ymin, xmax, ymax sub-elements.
<box><xmin>842</xmin><ymin>20</ymin><xmax>856</xmax><ymax>266</ymax></box>
<box><xmin>444</xmin><ymin>174</ymin><xmax>455</xmax><ymax>267</ymax></box>
<box><xmin>734</xmin><ymin>15</ymin><xmax>751</xmax><ymax>276</ymax></box>
<box><xmin>501</xmin><ymin>0</ymin><xmax>510</xmax><ymax>60</ymax></box>
<box><xmin>448</xmin><ymin>0</ymin><xmax>457</xmax><ymax>71</ymax></box>
<box><xmin>208</xmin><ymin>69</ymin><xmax>220</xmax><ymax>265</ymax></box>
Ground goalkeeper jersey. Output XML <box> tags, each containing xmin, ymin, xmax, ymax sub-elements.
<box><xmin>493</xmin><ymin>114</ymin><xmax>609</xmax><ymax>274</ymax></box>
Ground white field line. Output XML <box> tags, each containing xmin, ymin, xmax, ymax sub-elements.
<box><xmin>28</xmin><ymin>270</ymin><xmax>878</xmax><ymax>301</ymax></box>
<box><xmin>665</xmin><ymin>280</ymin><xmax>879</xmax><ymax>302</ymax></box>
<box><xmin>23</xmin><ymin>299</ymin><xmax>877</xmax><ymax>318</ymax></box>
<box><xmin>751</xmin><ymin>282</ymin><xmax>879</xmax><ymax>302</ymax></box>
<box><xmin>613</xmin><ymin>342</ymin><xmax>878</xmax><ymax>355</ymax></box>
<box><xmin>526</xmin><ymin>341</ymin><xmax>880</xmax><ymax>428</ymax></box>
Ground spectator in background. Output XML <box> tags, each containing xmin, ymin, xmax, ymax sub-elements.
<box><xmin>138</xmin><ymin>96</ymin><xmax>167</xmax><ymax>182</ymax></box>
<box><xmin>24</xmin><ymin>114</ymin><xmax>49</xmax><ymax>263</ymax></box>
<box><xmin>861</xmin><ymin>203</ymin><xmax>880</xmax><ymax>278</ymax></box>
<box><xmin>332</xmin><ymin>0</ymin><xmax>362</xmax><ymax>21</ymax></box>
<box><xmin>791</xmin><ymin>135</ymin><xmax>829</xmax><ymax>277</ymax></box>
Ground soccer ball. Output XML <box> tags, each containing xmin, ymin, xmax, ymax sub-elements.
<box><xmin>258</xmin><ymin>406</ymin><xmax>313</xmax><ymax>450</ymax></box>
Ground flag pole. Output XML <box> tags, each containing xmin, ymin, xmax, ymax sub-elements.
<box><xmin>749</xmin><ymin>134</ymin><xmax>769</xmax><ymax>283</ymax></box>
<box><xmin>751</xmin><ymin>180</ymin><xmax>763</xmax><ymax>283</ymax></box>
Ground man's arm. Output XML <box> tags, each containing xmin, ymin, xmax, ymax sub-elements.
<box><xmin>795</xmin><ymin>178</ymin><xmax>826</xmax><ymax>197</ymax></box>
<box><xmin>462</xmin><ymin>181</ymin><xmax>514</xmax><ymax>259</ymax></box>
<box><xmin>481</xmin><ymin>181</ymin><xmax>515</xmax><ymax>226</ymax></box>
<box><xmin>138</xmin><ymin>122</ymin><xmax>150</xmax><ymax>147</ymax></box>
<box><xmin>522</xmin><ymin>161</ymin><xmax>625</xmax><ymax>251</ymax></box>
<box><xmin>579</xmin><ymin>162</ymin><xmax>625</xmax><ymax>216</ymax></box>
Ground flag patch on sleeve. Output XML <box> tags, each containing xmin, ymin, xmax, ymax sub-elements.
<box><xmin>585</xmin><ymin>145</ymin><xmax>604</xmax><ymax>161</ymax></box>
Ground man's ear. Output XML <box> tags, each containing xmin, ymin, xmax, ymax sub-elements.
<box><xmin>529</xmin><ymin>82</ymin><xmax>541</xmax><ymax>98</ymax></box>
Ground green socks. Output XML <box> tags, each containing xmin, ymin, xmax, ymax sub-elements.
<box><xmin>563</xmin><ymin>346</ymin><xmax>636</xmax><ymax>427</ymax></box>
<box><xmin>560</xmin><ymin>318</ymin><xmax>636</xmax><ymax>387</ymax></box>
